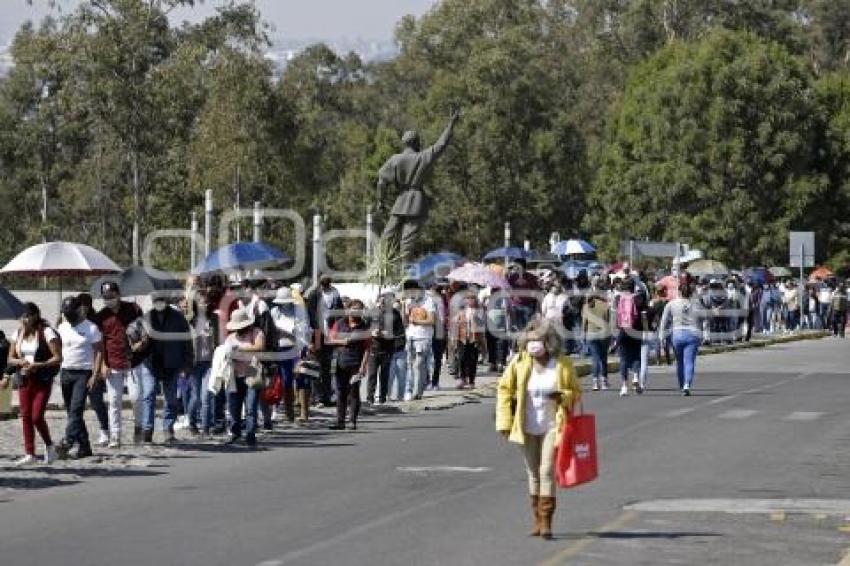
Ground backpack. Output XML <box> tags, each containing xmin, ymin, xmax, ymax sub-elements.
<box><xmin>832</xmin><ymin>293</ymin><xmax>847</xmax><ymax>313</ymax></box>
<box><xmin>616</xmin><ymin>293</ymin><xmax>638</xmax><ymax>330</ymax></box>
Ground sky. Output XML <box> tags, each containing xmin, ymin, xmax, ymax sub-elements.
<box><xmin>0</xmin><ymin>0</ymin><xmax>438</xmax><ymax>45</ymax></box>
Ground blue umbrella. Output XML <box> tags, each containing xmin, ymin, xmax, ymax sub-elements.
<box><xmin>743</xmin><ymin>267</ymin><xmax>772</xmax><ymax>286</ymax></box>
<box><xmin>561</xmin><ymin>260</ymin><xmax>605</xmax><ymax>279</ymax></box>
<box><xmin>483</xmin><ymin>247</ymin><xmax>530</xmax><ymax>262</ymax></box>
<box><xmin>193</xmin><ymin>242</ymin><xmax>290</xmax><ymax>275</ymax></box>
<box><xmin>552</xmin><ymin>239</ymin><xmax>596</xmax><ymax>256</ymax></box>
<box><xmin>407</xmin><ymin>252</ymin><xmax>465</xmax><ymax>280</ymax></box>
<box><xmin>0</xmin><ymin>286</ymin><xmax>24</xmax><ymax>320</ymax></box>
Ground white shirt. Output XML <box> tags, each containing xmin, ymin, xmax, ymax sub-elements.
<box><xmin>405</xmin><ymin>295</ymin><xmax>436</xmax><ymax>341</ymax></box>
<box><xmin>819</xmin><ymin>289</ymin><xmax>832</xmax><ymax>304</ymax></box>
<box><xmin>524</xmin><ymin>358</ymin><xmax>558</xmax><ymax>435</ymax></box>
<box><xmin>57</xmin><ymin>320</ymin><xmax>102</xmax><ymax>370</ymax></box>
<box><xmin>541</xmin><ymin>291</ymin><xmax>567</xmax><ymax>321</ymax></box>
<box><xmin>12</xmin><ymin>327</ymin><xmax>59</xmax><ymax>364</ymax></box>
<box><xmin>271</xmin><ymin>305</ymin><xmax>310</xmax><ymax>349</ymax></box>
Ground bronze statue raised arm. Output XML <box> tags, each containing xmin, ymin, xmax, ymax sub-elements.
<box><xmin>377</xmin><ymin>107</ymin><xmax>460</xmax><ymax>263</ymax></box>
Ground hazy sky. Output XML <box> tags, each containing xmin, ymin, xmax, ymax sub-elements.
<box><xmin>0</xmin><ymin>0</ymin><xmax>438</xmax><ymax>44</ymax></box>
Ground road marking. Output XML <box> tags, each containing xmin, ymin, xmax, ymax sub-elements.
<box><xmin>539</xmin><ymin>510</ymin><xmax>639</xmax><ymax>566</ymax></box>
<box><xmin>396</xmin><ymin>466</ymin><xmax>491</xmax><ymax>473</ymax></box>
<box><xmin>665</xmin><ymin>408</ymin><xmax>695</xmax><ymax>418</ymax></box>
<box><xmin>625</xmin><ymin>499</ymin><xmax>850</xmax><ymax>516</ymax></box>
<box><xmin>717</xmin><ymin>409</ymin><xmax>758</xmax><ymax>419</ymax></box>
<box><xmin>599</xmin><ymin>372</ymin><xmax>814</xmax><ymax>445</ymax></box>
<box><xmin>783</xmin><ymin>412</ymin><xmax>825</xmax><ymax>422</ymax></box>
<box><xmin>256</xmin><ymin>480</ymin><xmax>497</xmax><ymax>565</ymax></box>
<box><xmin>770</xmin><ymin>511</ymin><xmax>786</xmax><ymax>522</ymax></box>
<box><xmin>837</xmin><ymin>548</ymin><xmax>850</xmax><ymax>566</ymax></box>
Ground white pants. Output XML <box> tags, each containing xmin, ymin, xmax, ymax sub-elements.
<box><xmin>106</xmin><ymin>368</ymin><xmax>143</xmax><ymax>438</ymax></box>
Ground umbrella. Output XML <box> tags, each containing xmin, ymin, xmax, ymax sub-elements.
<box><xmin>483</xmin><ymin>247</ymin><xmax>529</xmax><ymax>262</ymax></box>
<box><xmin>561</xmin><ymin>260</ymin><xmax>605</xmax><ymax>279</ymax></box>
<box><xmin>743</xmin><ymin>267</ymin><xmax>773</xmax><ymax>286</ymax></box>
<box><xmin>407</xmin><ymin>252</ymin><xmax>465</xmax><ymax>280</ymax></box>
<box><xmin>91</xmin><ymin>266</ymin><xmax>183</xmax><ymax>297</ymax></box>
<box><xmin>447</xmin><ymin>262</ymin><xmax>509</xmax><ymax>289</ymax></box>
<box><xmin>0</xmin><ymin>241</ymin><xmax>121</xmax><ymax>277</ymax></box>
<box><xmin>193</xmin><ymin>242</ymin><xmax>290</xmax><ymax>275</ymax></box>
<box><xmin>0</xmin><ymin>286</ymin><xmax>25</xmax><ymax>320</ymax></box>
<box><xmin>809</xmin><ymin>265</ymin><xmax>834</xmax><ymax>281</ymax></box>
<box><xmin>769</xmin><ymin>266</ymin><xmax>792</xmax><ymax>277</ymax></box>
<box><xmin>551</xmin><ymin>239</ymin><xmax>595</xmax><ymax>256</ymax></box>
<box><xmin>686</xmin><ymin>259</ymin><xmax>729</xmax><ymax>277</ymax></box>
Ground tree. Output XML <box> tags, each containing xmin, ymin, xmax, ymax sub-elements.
<box><xmin>586</xmin><ymin>30</ymin><xmax>826</xmax><ymax>266</ymax></box>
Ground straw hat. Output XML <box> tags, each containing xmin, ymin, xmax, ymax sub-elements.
<box><xmin>226</xmin><ymin>308</ymin><xmax>255</xmax><ymax>331</ymax></box>
<box><xmin>272</xmin><ymin>287</ymin><xmax>295</xmax><ymax>305</ymax></box>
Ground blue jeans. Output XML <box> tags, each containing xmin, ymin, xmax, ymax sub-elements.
<box><xmin>201</xmin><ymin>371</ymin><xmax>226</xmax><ymax>432</ymax></box>
<box><xmin>188</xmin><ymin>362</ymin><xmax>211</xmax><ymax>429</ymax></box>
<box><xmin>228</xmin><ymin>377</ymin><xmax>259</xmax><ymax>441</ymax></box>
<box><xmin>388</xmin><ymin>350</ymin><xmax>407</xmax><ymax>400</ymax></box>
<box><xmin>406</xmin><ymin>338</ymin><xmax>431</xmax><ymax>398</ymax></box>
<box><xmin>141</xmin><ymin>365</ymin><xmax>178</xmax><ymax>433</ymax></box>
<box><xmin>586</xmin><ymin>338</ymin><xmax>610</xmax><ymax>379</ymax></box>
<box><xmin>671</xmin><ymin>330</ymin><xmax>701</xmax><ymax>390</ymax></box>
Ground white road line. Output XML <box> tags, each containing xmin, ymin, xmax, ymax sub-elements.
<box><xmin>396</xmin><ymin>466</ymin><xmax>491</xmax><ymax>473</ymax></box>
<box><xmin>625</xmin><ymin>498</ymin><xmax>850</xmax><ymax>516</ymax></box>
<box><xmin>665</xmin><ymin>408</ymin><xmax>695</xmax><ymax>418</ymax></box>
<box><xmin>717</xmin><ymin>409</ymin><xmax>758</xmax><ymax>419</ymax></box>
<box><xmin>783</xmin><ymin>411</ymin><xmax>826</xmax><ymax>422</ymax></box>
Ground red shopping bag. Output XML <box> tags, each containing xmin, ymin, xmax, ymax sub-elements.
<box><xmin>556</xmin><ymin>408</ymin><xmax>598</xmax><ymax>489</ymax></box>
<box><xmin>260</xmin><ymin>370</ymin><xmax>284</xmax><ymax>405</ymax></box>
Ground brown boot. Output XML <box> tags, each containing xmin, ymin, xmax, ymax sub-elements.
<box><xmin>282</xmin><ymin>386</ymin><xmax>296</xmax><ymax>423</ymax></box>
<box><xmin>297</xmin><ymin>389</ymin><xmax>310</xmax><ymax>423</ymax></box>
<box><xmin>539</xmin><ymin>496</ymin><xmax>556</xmax><ymax>540</ymax></box>
<box><xmin>529</xmin><ymin>495</ymin><xmax>541</xmax><ymax>536</ymax></box>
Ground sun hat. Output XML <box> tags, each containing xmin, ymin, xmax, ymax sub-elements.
<box><xmin>272</xmin><ymin>287</ymin><xmax>295</xmax><ymax>305</ymax></box>
<box><xmin>226</xmin><ymin>308</ymin><xmax>255</xmax><ymax>332</ymax></box>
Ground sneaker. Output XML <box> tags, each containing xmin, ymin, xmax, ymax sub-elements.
<box><xmin>97</xmin><ymin>431</ymin><xmax>110</xmax><ymax>447</ymax></box>
<box><xmin>403</xmin><ymin>392</ymin><xmax>413</xmax><ymax>402</ymax></box>
<box><xmin>601</xmin><ymin>380</ymin><xmax>610</xmax><ymax>391</ymax></box>
<box><xmin>682</xmin><ymin>385</ymin><xmax>691</xmax><ymax>396</ymax></box>
<box><xmin>14</xmin><ymin>454</ymin><xmax>35</xmax><ymax>466</ymax></box>
<box><xmin>108</xmin><ymin>437</ymin><xmax>120</xmax><ymax>449</ymax></box>
<box><xmin>374</xmin><ymin>399</ymin><xmax>385</xmax><ymax>406</ymax></box>
<box><xmin>592</xmin><ymin>380</ymin><xmax>600</xmax><ymax>392</ymax></box>
<box><xmin>55</xmin><ymin>441</ymin><xmax>71</xmax><ymax>460</ymax></box>
<box><xmin>619</xmin><ymin>383</ymin><xmax>629</xmax><ymax>397</ymax></box>
<box><xmin>174</xmin><ymin>416</ymin><xmax>189</xmax><ymax>431</ymax></box>
<box><xmin>635</xmin><ymin>382</ymin><xmax>644</xmax><ymax>395</ymax></box>
<box><xmin>74</xmin><ymin>445</ymin><xmax>94</xmax><ymax>459</ymax></box>
<box><xmin>631</xmin><ymin>376</ymin><xmax>640</xmax><ymax>387</ymax></box>
<box><xmin>44</xmin><ymin>445</ymin><xmax>58</xmax><ymax>465</ymax></box>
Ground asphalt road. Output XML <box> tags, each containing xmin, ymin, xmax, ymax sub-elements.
<box><xmin>2</xmin><ymin>337</ymin><xmax>850</xmax><ymax>566</ymax></box>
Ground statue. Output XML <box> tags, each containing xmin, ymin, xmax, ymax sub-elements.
<box><xmin>377</xmin><ymin>107</ymin><xmax>460</xmax><ymax>263</ymax></box>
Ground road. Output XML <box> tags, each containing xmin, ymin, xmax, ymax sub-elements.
<box><xmin>1</xmin><ymin>337</ymin><xmax>849</xmax><ymax>566</ymax></box>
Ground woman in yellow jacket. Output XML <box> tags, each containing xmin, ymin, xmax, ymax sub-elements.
<box><xmin>496</xmin><ymin>318</ymin><xmax>582</xmax><ymax>539</ymax></box>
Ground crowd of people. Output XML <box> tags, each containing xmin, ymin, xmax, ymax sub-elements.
<box><xmin>1</xmin><ymin>258</ymin><xmax>845</xmax><ymax>466</ymax></box>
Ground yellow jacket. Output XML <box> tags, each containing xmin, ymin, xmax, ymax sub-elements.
<box><xmin>496</xmin><ymin>353</ymin><xmax>582</xmax><ymax>445</ymax></box>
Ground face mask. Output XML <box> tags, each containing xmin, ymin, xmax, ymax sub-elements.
<box><xmin>153</xmin><ymin>301</ymin><xmax>167</xmax><ymax>312</ymax></box>
<box><xmin>105</xmin><ymin>298</ymin><xmax>119</xmax><ymax>309</ymax></box>
<box><xmin>527</xmin><ymin>340</ymin><xmax>546</xmax><ymax>357</ymax></box>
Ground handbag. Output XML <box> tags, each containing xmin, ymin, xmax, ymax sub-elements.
<box><xmin>244</xmin><ymin>357</ymin><xmax>265</xmax><ymax>389</ymax></box>
<box><xmin>260</xmin><ymin>368</ymin><xmax>284</xmax><ymax>405</ymax></box>
<box><xmin>555</xmin><ymin>404</ymin><xmax>598</xmax><ymax>489</ymax></box>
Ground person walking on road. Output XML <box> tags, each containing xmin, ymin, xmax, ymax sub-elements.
<box><xmin>4</xmin><ymin>302</ymin><xmax>62</xmax><ymax>465</ymax></box>
<box><xmin>831</xmin><ymin>283</ymin><xmax>848</xmax><ymax>338</ymax></box>
<box><xmin>401</xmin><ymin>279</ymin><xmax>436</xmax><ymax>401</ymax></box>
<box><xmin>224</xmin><ymin>308</ymin><xmax>266</xmax><ymax>447</ymax></box>
<box><xmin>615</xmin><ymin>279</ymin><xmax>644</xmax><ymax>396</ymax></box>
<box><xmin>582</xmin><ymin>290</ymin><xmax>611</xmax><ymax>391</ymax></box>
<box><xmin>55</xmin><ymin>296</ymin><xmax>102</xmax><ymax>460</ymax></box>
<box><xmin>659</xmin><ymin>276</ymin><xmax>705</xmax><ymax>396</ymax></box>
<box><xmin>78</xmin><ymin>292</ymin><xmax>110</xmax><ymax>446</ymax></box>
<box><xmin>496</xmin><ymin>318</ymin><xmax>582</xmax><ymax>540</ymax></box>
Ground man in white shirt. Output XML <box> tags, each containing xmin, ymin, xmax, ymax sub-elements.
<box><xmin>402</xmin><ymin>279</ymin><xmax>436</xmax><ymax>401</ymax></box>
<box><xmin>56</xmin><ymin>296</ymin><xmax>103</xmax><ymax>459</ymax></box>
<box><xmin>541</xmin><ymin>280</ymin><xmax>568</xmax><ymax>323</ymax></box>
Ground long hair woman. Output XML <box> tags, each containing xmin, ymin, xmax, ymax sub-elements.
<box><xmin>496</xmin><ymin>318</ymin><xmax>582</xmax><ymax>539</ymax></box>
<box><xmin>4</xmin><ymin>302</ymin><xmax>62</xmax><ymax>465</ymax></box>
<box><xmin>659</xmin><ymin>275</ymin><xmax>705</xmax><ymax>395</ymax></box>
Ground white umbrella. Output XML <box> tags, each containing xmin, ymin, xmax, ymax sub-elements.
<box><xmin>1</xmin><ymin>242</ymin><xmax>122</xmax><ymax>313</ymax></box>
<box><xmin>1</xmin><ymin>241</ymin><xmax>121</xmax><ymax>276</ymax></box>
<box><xmin>551</xmin><ymin>239</ymin><xmax>596</xmax><ymax>256</ymax></box>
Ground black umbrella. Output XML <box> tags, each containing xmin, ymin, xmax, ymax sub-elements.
<box><xmin>91</xmin><ymin>266</ymin><xmax>183</xmax><ymax>297</ymax></box>
<box><xmin>0</xmin><ymin>286</ymin><xmax>24</xmax><ymax>320</ymax></box>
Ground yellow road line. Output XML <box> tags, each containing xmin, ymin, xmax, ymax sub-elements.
<box><xmin>539</xmin><ymin>510</ymin><xmax>639</xmax><ymax>566</ymax></box>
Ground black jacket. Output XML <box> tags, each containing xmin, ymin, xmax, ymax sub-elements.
<box><xmin>148</xmin><ymin>307</ymin><xmax>193</xmax><ymax>375</ymax></box>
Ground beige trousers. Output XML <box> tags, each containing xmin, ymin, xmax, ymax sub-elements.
<box><xmin>522</xmin><ymin>428</ymin><xmax>559</xmax><ymax>497</ymax></box>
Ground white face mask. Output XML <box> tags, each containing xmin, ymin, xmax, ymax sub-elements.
<box><xmin>527</xmin><ymin>340</ymin><xmax>546</xmax><ymax>357</ymax></box>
